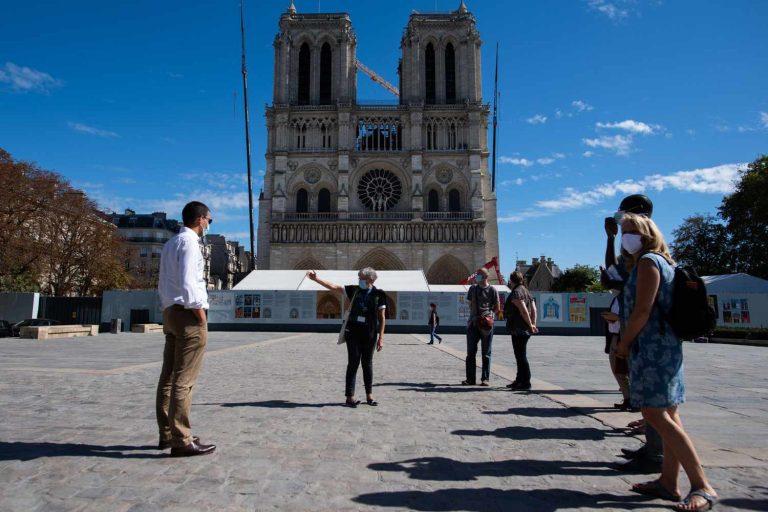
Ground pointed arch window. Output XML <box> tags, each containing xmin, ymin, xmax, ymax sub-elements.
<box><xmin>445</xmin><ymin>43</ymin><xmax>456</xmax><ymax>104</ymax></box>
<box><xmin>298</xmin><ymin>43</ymin><xmax>311</xmax><ymax>105</ymax></box>
<box><xmin>318</xmin><ymin>188</ymin><xmax>331</xmax><ymax>213</ymax></box>
<box><xmin>319</xmin><ymin>43</ymin><xmax>332</xmax><ymax>105</ymax></box>
<box><xmin>427</xmin><ymin>190</ymin><xmax>439</xmax><ymax>212</ymax></box>
<box><xmin>425</xmin><ymin>43</ymin><xmax>436</xmax><ymax>104</ymax></box>
<box><xmin>296</xmin><ymin>188</ymin><xmax>309</xmax><ymax>213</ymax></box>
<box><xmin>448</xmin><ymin>189</ymin><xmax>461</xmax><ymax>212</ymax></box>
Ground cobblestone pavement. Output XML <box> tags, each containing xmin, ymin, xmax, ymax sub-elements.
<box><xmin>0</xmin><ymin>332</ymin><xmax>765</xmax><ymax>511</ymax></box>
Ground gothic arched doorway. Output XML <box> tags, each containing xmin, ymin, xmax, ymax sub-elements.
<box><xmin>316</xmin><ymin>292</ymin><xmax>341</xmax><ymax>319</ymax></box>
<box><xmin>426</xmin><ymin>255</ymin><xmax>471</xmax><ymax>284</ymax></box>
<box><xmin>353</xmin><ymin>248</ymin><xmax>406</xmax><ymax>271</ymax></box>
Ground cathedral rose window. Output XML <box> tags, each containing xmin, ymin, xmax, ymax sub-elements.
<box><xmin>358</xmin><ymin>169</ymin><xmax>402</xmax><ymax>211</ymax></box>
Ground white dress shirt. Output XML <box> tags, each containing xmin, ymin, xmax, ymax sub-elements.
<box><xmin>158</xmin><ymin>227</ymin><xmax>209</xmax><ymax>310</ymax></box>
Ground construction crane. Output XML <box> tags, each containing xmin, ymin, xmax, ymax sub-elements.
<box><xmin>356</xmin><ymin>60</ymin><xmax>399</xmax><ymax>97</ymax></box>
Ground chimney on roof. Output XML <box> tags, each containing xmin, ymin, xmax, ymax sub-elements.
<box><xmin>125</xmin><ymin>208</ymin><xmax>135</xmax><ymax>215</ymax></box>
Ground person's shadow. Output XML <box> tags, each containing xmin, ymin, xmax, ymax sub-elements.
<box><xmin>354</xmin><ymin>487</ymin><xmax>649</xmax><ymax>511</ymax></box>
<box><xmin>452</xmin><ymin>425</ymin><xmax>618</xmax><ymax>441</ymax></box>
<box><xmin>213</xmin><ymin>400</ymin><xmax>342</xmax><ymax>409</ymax></box>
<box><xmin>368</xmin><ymin>456</ymin><xmax>617</xmax><ymax>481</ymax></box>
<box><xmin>0</xmin><ymin>441</ymin><xmax>164</xmax><ymax>461</ymax></box>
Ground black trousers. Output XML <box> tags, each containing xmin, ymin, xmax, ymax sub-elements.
<box><xmin>345</xmin><ymin>326</ymin><xmax>377</xmax><ymax>397</ymax></box>
<box><xmin>511</xmin><ymin>330</ymin><xmax>532</xmax><ymax>385</ymax></box>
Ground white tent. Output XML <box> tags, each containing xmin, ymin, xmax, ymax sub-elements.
<box><xmin>702</xmin><ymin>273</ymin><xmax>768</xmax><ymax>294</ymax></box>
<box><xmin>234</xmin><ymin>269</ymin><xmax>431</xmax><ymax>292</ymax></box>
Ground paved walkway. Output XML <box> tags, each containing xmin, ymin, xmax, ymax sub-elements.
<box><xmin>0</xmin><ymin>332</ymin><xmax>765</xmax><ymax>511</ymax></box>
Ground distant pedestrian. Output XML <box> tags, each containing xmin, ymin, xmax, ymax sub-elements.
<box><xmin>616</xmin><ymin>213</ymin><xmax>718</xmax><ymax>511</ymax></box>
<box><xmin>307</xmin><ymin>268</ymin><xmax>386</xmax><ymax>407</ymax></box>
<box><xmin>156</xmin><ymin>201</ymin><xmax>216</xmax><ymax>457</ymax></box>
<box><xmin>427</xmin><ymin>303</ymin><xmax>442</xmax><ymax>344</ymax></box>
<box><xmin>503</xmin><ymin>271</ymin><xmax>538</xmax><ymax>390</ymax></box>
<box><xmin>462</xmin><ymin>267</ymin><xmax>499</xmax><ymax>387</ymax></box>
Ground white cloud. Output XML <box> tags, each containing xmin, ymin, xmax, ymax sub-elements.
<box><xmin>582</xmin><ymin>151</ymin><xmax>594</xmax><ymax>158</ymax></box>
<box><xmin>536</xmin><ymin>157</ymin><xmax>555</xmax><ymax>165</ymax></box>
<box><xmin>499</xmin><ymin>178</ymin><xmax>525</xmax><ymax>187</ymax></box>
<box><xmin>526</xmin><ymin>114</ymin><xmax>547</xmax><ymax>125</ymax></box>
<box><xmin>499</xmin><ymin>156</ymin><xmax>533</xmax><ymax>167</ymax></box>
<box><xmin>587</xmin><ymin>0</ymin><xmax>629</xmax><ymax>20</ymax></box>
<box><xmin>583</xmin><ymin>134</ymin><xmax>634</xmax><ymax>156</ymax></box>
<box><xmin>500</xmin><ymin>163</ymin><xmax>743</xmax><ymax>224</ymax></box>
<box><xmin>179</xmin><ymin>171</ymin><xmax>249</xmax><ymax>191</ymax></box>
<box><xmin>596</xmin><ymin>119</ymin><xmax>658</xmax><ymax>135</ymax></box>
<box><xmin>552</xmin><ymin>153</ymin><xmax>566</xmax><ymax>159</ymax></box>
<box><xmin>572</xmin><ymin>100</ymin><xmax>594</xmax><ymax>112</ymax></box>
<box><xmin>761</xmin><ymin>112</ymin><xmax>768</xmax><ymax>128</ymax></box>
<box><xmin>68</xmin><ymin>122</ymin><xmax>120</xmax><ymax>138</ymax></box>
<box><xmin>555</xmin><ymin>109</ymin><xmax>564</xmax><ymax>119</ymax></box>
<box><xmin>0</xmin><ymin>62</ymin><xmax>63</xmax><ymax>93</ymax></box>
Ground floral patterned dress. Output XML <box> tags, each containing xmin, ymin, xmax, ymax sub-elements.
<box><xmin>623</xmin><ymin>252</ymin><xmax>685</xmax><ymax>408</ymax></box>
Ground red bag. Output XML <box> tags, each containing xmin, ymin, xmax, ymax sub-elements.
<box><xmin>477</xmin><ymin>315</ymin><xmax>494</xmax><ymax>331</ymax></box>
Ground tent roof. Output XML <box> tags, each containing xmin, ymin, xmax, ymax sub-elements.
<box><xmin>233</xmin><ymin>270</ymin><xmax>431</xmax><ymax>292</ymax></box>
<box><xmin>701</xmin><ymin>273</ymin><xmax>768</xmax><ymax>294</ymax></box>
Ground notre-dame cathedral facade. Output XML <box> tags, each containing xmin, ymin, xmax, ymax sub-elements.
<box><xmin>257</xmin><ymin>1</ymin><xmax>500</xmax><ymax>284</ymax></box>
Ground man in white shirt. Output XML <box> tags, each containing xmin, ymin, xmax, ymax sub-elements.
<box><xmin>156</xmin><ymin>201</ymin><xmax>216</xmax><ymax>457</ymax></box>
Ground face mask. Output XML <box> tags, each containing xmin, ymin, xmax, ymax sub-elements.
<box><xmin>621</xmin><ymin>233</ymin><xmax>644</xmax><ymax>254</ymax></box>
<box><xmin>475</xmin><ymin>274</ymin><xmax>484</xmax><ymax>283</ymax></box>
<box><xmin>359</xmin><ymin>279</ymin><xmax>368</xmax><ymax>290</ymax></box>
<box><xmin>202</xmin><ymin>225</ymin><xmax>210</xmax><ymax>237</ymax></box>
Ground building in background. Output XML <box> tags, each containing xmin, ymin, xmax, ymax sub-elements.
<box><xmin>111</xmin><ymin>210</ymin><xmax>248</xmax><ymax>290</ymax></box>
<box><xmin>257</xmin><ymin>2</ymin><xmax>500</xmax><ymax>284</ymax></box>
<box><xmin>515</xmin><ymin>256</ymin><xmax>562</xmax><ymax>292</ymax></box>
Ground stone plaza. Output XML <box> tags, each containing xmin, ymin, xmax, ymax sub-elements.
<box><xmin>0</xmin><ymin>332</ymin><xmax>766</xmax><ymax>511</ymax></box>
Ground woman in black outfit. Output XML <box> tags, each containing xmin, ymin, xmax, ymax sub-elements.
<box><xmin>307</xmin><ymin>268</ymin><xmax>387</xmax><ymax>407</ymax></box>
<box><xmin>503</xmin><ymin>271</ymin><xmax>539</xmax><ymax>390</ymax></box>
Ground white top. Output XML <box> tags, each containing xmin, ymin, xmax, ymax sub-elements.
<box><xmin>158</xmin><ymin>227</ymin><xmax>209</xmax><ymax>310</ymax></box>
<box><xmin>608</xmin><ymin>295</ymin><xmax>620</xmax><ymax>334</ymax></box>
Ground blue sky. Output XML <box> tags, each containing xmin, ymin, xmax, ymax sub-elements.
<box><xmin>1</xmin><ymin>0</ymin><xmax>766</xmax><ymax>275</ymax></box>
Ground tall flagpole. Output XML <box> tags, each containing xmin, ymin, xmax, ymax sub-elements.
<box><xmin>240</xmin><ymin>0</ymin><xmax>256</xmax><ymax>271</ymax></box>
<box><xmin>491</xmin><ymin>42</ymin><xmax>499</xmax><ymax>192</ymax></box>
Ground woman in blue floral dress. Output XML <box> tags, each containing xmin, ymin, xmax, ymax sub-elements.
<box><xmin>616</xmin><ymin>213</ymin><xmax>717</xmax><ymax>511</ymax></box>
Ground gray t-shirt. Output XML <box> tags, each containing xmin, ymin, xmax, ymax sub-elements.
<box><xmin>467</xmin><ymin>284</ymin><xmax>499</xmax><ymax>319</ymax></box>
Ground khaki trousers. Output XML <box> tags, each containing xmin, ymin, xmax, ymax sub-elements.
<box><xmin>156</xmin><ymin>305</ymin><xmax>208</xmax><ymax>447</ymax></box>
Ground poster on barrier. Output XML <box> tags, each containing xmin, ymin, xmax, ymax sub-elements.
<box><xmin>568</xmin><ymin>294</ymin><xmax>587</xmax><ymax>323</ymax></box>
<box><xmin>539</xmin><ymin>293</ymin><xmax>563</xmax><ymax>322</ymax></box>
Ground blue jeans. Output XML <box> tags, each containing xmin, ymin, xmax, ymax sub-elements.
<box><xmin>466</xmin><ymin>323</ymin><xmax>493</xmax><ymax>383</ymax></box>
<box><xmin>429</xmin><ymin>325</ymin><xmax>442</xmax><ymax>343</ymax></box>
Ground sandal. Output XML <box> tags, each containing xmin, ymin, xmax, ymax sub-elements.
<box><xmin>631</xmin><ymin>480</ymin><xmax>681</xmax><ymax>501</ymax></box>
<box><xmin>345</xmin><ymin>399</ymin><xmax>360</xmax><ymax>408</ymax></box>
<box><xmin>366</xmin><ymin>398</ymin><xmax>378</xmax><ymax>406</ymax></box>
<box><xmin>673</xmin><ymin>489</ymin><xmax>718</xmax><ymax>511</ymax></box>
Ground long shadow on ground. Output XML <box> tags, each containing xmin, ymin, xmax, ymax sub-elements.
<box><xmin>353</xmin><ymin>487</ymin><xmax>650</xmax><ymax>511</ymax></box>
<box><xmin>368</xmin><ymin>456</ymin><xmax>616</xmax><ymax>480</ymax></box>
<box><xmin>0</xmin><ymin>442</ymin><xmax>163</xmax><ymax>461</ymax></box>
<box><xmin>484</xmin><ymin>406</ymin><xmax>615</xmax><ymax>418</ymax></box>
<box><xmin>452</xmin><ymin>425</ymin><xmax>622</xmax><ymax>441</ymax></box>
<box><xmin>212</xmin><ymin>400</ymin><xmax>343</xmax><ymax>409</ymax></box>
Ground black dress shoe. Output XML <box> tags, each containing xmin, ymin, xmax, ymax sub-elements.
<box><xmin>170</xmin><ymin>440</ymin><xmax>216</xmax><ymax>457</ymax></box>
<box><xmin>612</xmin><ymin>457</ymin><xmax>662</xmax><ymax>474</ymax></box>
<box><xmin>620</xmin><ymin>447</ymin><xmax>646</xmax><ymax>459</ymax></box>
<box><xmin>159</xmin><ymin>435</ymin><xmax>199</xmax><ymax>450</ymax></box>
<box><xmin>510</xmin><ymin>381</ymin><xmax>532</xmax><ymax>390</ymax></box>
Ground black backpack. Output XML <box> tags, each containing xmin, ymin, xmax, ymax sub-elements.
<box><xmin>658</xmin><ymin>264</ymin><xmax>717</xmax><ymax>340</ymax></box>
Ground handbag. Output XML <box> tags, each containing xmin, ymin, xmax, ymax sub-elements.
<box><xmin>337</xmin><ymin>289</ymin><xmax>358</xmax><ymax>345</ymax></box>
<box><xmin>478</xmin><ymin>315</ymin><xmax>494</xmax><ymax>331</ymax></box>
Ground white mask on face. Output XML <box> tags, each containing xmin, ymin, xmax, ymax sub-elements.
<box><xmin>621</xmin><ymin>233</ymin><xmax>644</xmax><ymax>254</ymax></box>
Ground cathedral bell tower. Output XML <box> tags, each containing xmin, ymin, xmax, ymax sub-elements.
<box><xmin>258</xmin><ymin>2</ymin><xmax>500</xmax><ymax>285</ymax></box>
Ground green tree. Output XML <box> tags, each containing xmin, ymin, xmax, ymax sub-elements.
<box><xmin>551</xmin><ymin>264</ymin><xmax>602</xmax><ymax>292</ymax></box>
<box><xmin>719</xmin><ymin>155</ymin><xmax>768</xmax><ymax>279</ymax></box>
<box><xmin>670</xmin><ymin>214</ymin><xmax>733</xmax><ymax>276</ymax></box>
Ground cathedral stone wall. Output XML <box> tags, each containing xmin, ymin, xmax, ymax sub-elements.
<box><xmin>258</xmin><ymin>2</ymin><xmax>500</xmax><ymax>284</ymax></box>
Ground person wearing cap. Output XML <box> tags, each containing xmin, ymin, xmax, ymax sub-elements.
<box><xmin>462</xmin><ymin>267</ymin><xmax>500</xmax><ymax>387</ymax></box>
<box><xmin>604</xmin><ymin>194</ymin><xmax>665</xmax><ymax>474</ymax></box>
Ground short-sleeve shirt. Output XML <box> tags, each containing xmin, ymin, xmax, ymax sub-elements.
<box><xmin>504</xmin><ymin>285</ymin><xmax>533</xmax><ymax>330</ymax></box>
<box><xmin>344</xmin><ymin>285</ymin><xmax>387</xmax><ymax>340</ymax></box>
<box><xmin>467</xmin><ymin>284</ymin><xmax>499</xmax><ymax>320</ymax></box>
